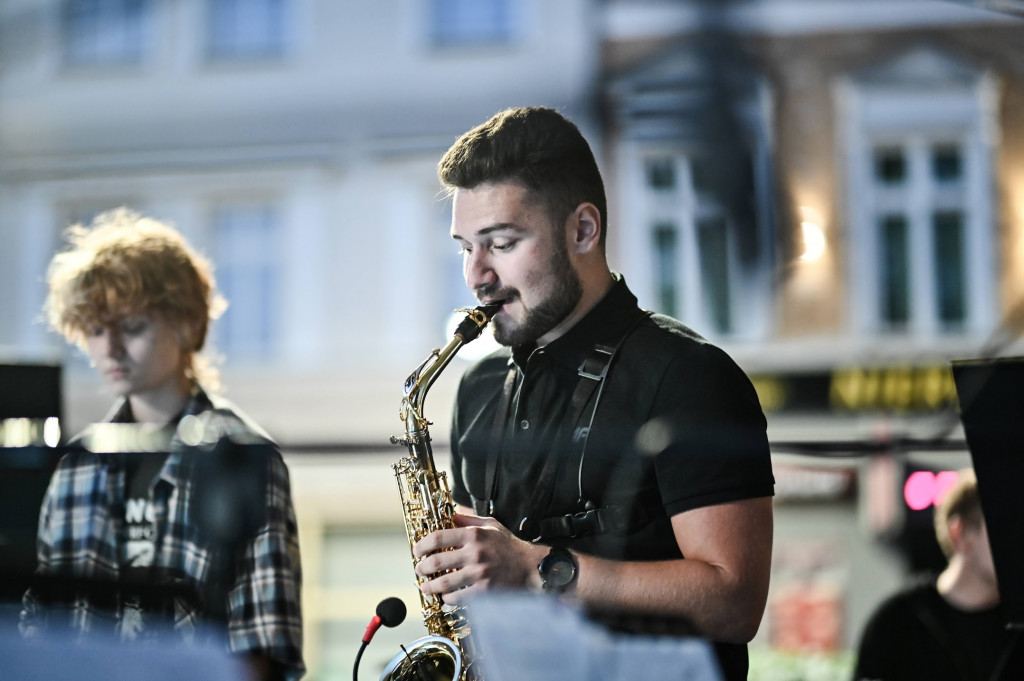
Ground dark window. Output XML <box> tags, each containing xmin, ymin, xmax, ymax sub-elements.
<box><xmin>698</xmin><ymin>217</ymin><xmax>731</xmax><ymax>335</ymax></box>
<box><xmin>932</xmin><ymin>145</ymin><xmax>962</xmax><ymax>182</ymax></box>
<box><xmin>874</xmin><ymin>148</ymin><xmax>906</xmax><ymax>185</ymax></box>
<box><xmin>933</xmin><ymin>211</ymin><xmax>966</xmax><ymax>327</ymax></box>
<box><xmin>879</xmin><ymin>214</ymin><xmax>910</xmax><ymax>328</ymax></box>
<box><xmin>652</xmin><ymin>223</ymin><xmax>678</xmax><ymax>317</ymax></box>
<box><xmin>645</xmin><ymin>158</ymin><xmax>676</xmax><ymax>191</ymax></box>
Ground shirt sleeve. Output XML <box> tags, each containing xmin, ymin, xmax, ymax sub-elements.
<box><xmin>647</xmin><ymin>341</ymin><xmax>774</xmax><ymax>517</ymax></box>
<box><xmin>19</xmin><ymin>464</ymin><xmax>60</xmax><ymax>637</ymax></box>
<box><xmin>226</xmin><ymin>450</ymin><xmax>304</xmax><ymax>680</ymax></box>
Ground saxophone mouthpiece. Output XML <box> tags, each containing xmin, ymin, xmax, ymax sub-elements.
<box><xmin>454</xmin><ymin>303</ymin><xmax>502</xmax><ymax>343</ymax></box>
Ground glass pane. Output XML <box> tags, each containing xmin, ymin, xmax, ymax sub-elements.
<box><xmin>933</xmin><ymin>211</ymin><xmax>966</xmax><ymax>326</ymax></box>
<box><xmin>63</xmin><ymin>0</ymin><xmax>147</xmax><ymax>65</ymax></box>
<box><xmin>645</xmin><ymin>158</ymin><xmax>675</xmax><ymax>190</ymax></box>
<box><xmin>213</xmin><ymin>204</ymin><xmax>279</xmax><ymax>359</ymax></box>
<box><xmin>208</xmin><ymin>0</ymin><xmax>286</xmax><ymax>59</ymax></box>
<box><xmin>652</xmin><ymin>223</ymin><xmax>678</xmax><ymax>317</ymax></box>
<box><xmin>879</xmin><ymin>214</ymin><xmax>909</xmax><ymax>328</ymax></box>
<box><xmin>697</xmin><ymin>218</ymin><xmax>731</xmax><ymax>335</ymax></box>
<box><xmin>873</xmin><ymin>148</ymin><xmax>906</xmax><ymax>185</ymax></box>
<box><xmin>690</xmin><ymin>155</ymin><xmax>710</xmax><ymax>194</ymax></box>
<box><xmin>932</xmin><ymin>145</ymin><xmax>962</xmax><ymax>182</ymax></box>
<box><xmin>319</xmin><ymin>527</ymin><xmax>434</xmax><ymax>681</ymax></box>
<box><xmin>432</xmin><ymin>0</ymin><xmax>512</xmax><ymax>46</ymax></box>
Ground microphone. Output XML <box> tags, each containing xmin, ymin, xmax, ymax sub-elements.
<box><xmin>354</xmin><ymin>597</ymin><xmax>407</xmax><ymax>681</ymax></box>
<box><xmin>362</xmin><ymin>596</ymin><xmax>407</xmax><ymax>643</ymax></box>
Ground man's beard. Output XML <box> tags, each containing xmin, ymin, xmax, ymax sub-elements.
<box><xmin>485</xmin><ymin>246</ymin><xmax>583</xmax><ymax>347</ymax></box>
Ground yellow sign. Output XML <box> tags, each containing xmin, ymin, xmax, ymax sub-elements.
<box><xmin>830</xmin><ymin>365</ymin><xmax>957</xmax><ymax>412</ymax></box>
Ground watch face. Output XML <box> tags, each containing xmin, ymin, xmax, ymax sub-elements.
<box><xmin>547</xmin><ymin>557</ymin><xmax>575</xmax><ymax>588</ymax></box>
<box><xmin>541</xmin><ymin>549</ymin><xmax>577</xmax><ymax>590</ymax></box>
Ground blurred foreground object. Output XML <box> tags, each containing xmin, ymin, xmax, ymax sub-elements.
<box><xmin>0</xmin><ymin>626</ymin><xmax>246</xmax><ymax>681</ymax></box>
<box><xmin>464</xmin><ymin>592</ymin><xmax>722</xmax><ymax>681</ymax></box>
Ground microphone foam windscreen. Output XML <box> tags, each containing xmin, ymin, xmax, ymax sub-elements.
<box><xmin>376</xmin><ymin>597</ymin><xmax>407</xmax><ymax>627</ymax></box>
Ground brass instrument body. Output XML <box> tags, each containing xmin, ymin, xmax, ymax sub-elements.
<box><xmin>382</xmin><ymin>305</ymin><xmax>498</xmax><ymax>681</ymax></box>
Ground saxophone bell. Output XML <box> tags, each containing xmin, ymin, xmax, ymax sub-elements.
<box><xmin>379</xmin><ymin>636</ymin><xmax>463</xmax><ymax>681</ymax></box>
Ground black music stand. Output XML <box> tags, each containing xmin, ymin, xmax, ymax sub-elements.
<box><xmin>0</xmin><ymin>363</ymin><xmax>63</xmax><ymax>627</ymax></box>
<box><xmin>952</xmin><ymin>357</ymin><xmax>1024</xmax><ymax>629</ymax></box>
<box><xmin>0</xmin><ymin>363</ymin><xmax>62</xmax><ymax>423</ymax></box>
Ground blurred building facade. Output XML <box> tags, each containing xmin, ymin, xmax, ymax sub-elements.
<box><xmin>2</xmin><ymin>0</ymin><xmax>1023</xmax><ymax>677</ymax></box>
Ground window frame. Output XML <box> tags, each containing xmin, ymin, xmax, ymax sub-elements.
<box><xmin>838</xmin><ymin>55</ymin><xmax>998</xmax><ymax>339</ymax></box>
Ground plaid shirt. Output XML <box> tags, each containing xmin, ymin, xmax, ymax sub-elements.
<box><xmin>20</xmin><ymin>388</ymin><xmax>304</xmax><ymax>679</ymax></box>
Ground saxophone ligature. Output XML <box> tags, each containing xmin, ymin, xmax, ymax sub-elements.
<box><xmin>380</xmin><ymin>303</ymin><xmax>501</xmax><ymax>681</ymax></box>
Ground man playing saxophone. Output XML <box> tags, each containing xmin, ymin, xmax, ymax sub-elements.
<box><xmin>412</xmin><ymin>107</ymin><xmax>774</xmax><ymax>681</ymax></box>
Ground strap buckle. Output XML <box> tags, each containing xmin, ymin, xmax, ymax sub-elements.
<box><xmin>577</xmin><ymin>344</ymin><xmax>615</xmax><ymax>381</ymax></box>
<box><xmin>473</xmin><ymin>498</ymin><xmax>494</xmax><ymax>516</ymax></box>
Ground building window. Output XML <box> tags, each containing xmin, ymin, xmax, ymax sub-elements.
<box><xmin>698</xmin><ymin>217</ymin><xmax>732</xmax><ymax>335</ymax></box>
<box><xmin>865</xmin><ymin>139</ymin><xmax>974</xmax><ymax>335</ymax></box>
<box><xmin>317</xmin><ymin>527</ymin><xmax>425</xmax><ymax>678</ymax></box>
<box><xmin>932</xmin><ymin>145</ymin><xmax>962</xmax><ymax>182</ymax></box>
<box><xmin>636</xmin><ymin>151</ymin><xmax>752</xmax><ymax>338</ymax></box>
<box><xmin>878</xmin><ymin>213</ymin><xmax>910</xmax><ymax>329</ymax></box>
<box><xmin>652</xmin><ymin>223</ymin><xmax>679</xmax><ymax>317</ymax></box>
<box><xmin>933</xmin><ymin>210</ymin><xmax>966</xmax><ymax>327</ymax></box>
<box><xmin>211</xmin><ymin>202</ymin><xmax>280</xmax><ymax>360</ymax></box>
<box><xmin>430</xmin><ymin>0</ymin><xmax>513</xmax><ymax>47</ymax></box>
<box><xmin>842</xmin><ymin>47</ymin><xmax>996</xmax><ymax>338</ymax></box>
<box><xmin>873</xmin><ymin>148</ymin><xmax>906</xmax><ymax>185</ymax></box>
<box><xmin>62</xmin><ymin>0</ymin><xmax>149</xmax><ymax>66</ymax></box>
<box><xmin>208</xmin><ymin>0</ymin><xmax>287</xmax><ymax>60</ymax></box>
<box><xmin>645</xmin><ymin>157</ymin><xmax>676</xmax><ymax>191</ymax></box>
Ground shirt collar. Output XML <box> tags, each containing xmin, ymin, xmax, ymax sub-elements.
<box><xmin>511</xmin><ymin>273</ymin><xmax>640</xmax><ymax>372</ymax></box>
<box><xmin>105</xmin><ymin>384</ymin><xmax>212</xmax><ymax>427</ymax></box>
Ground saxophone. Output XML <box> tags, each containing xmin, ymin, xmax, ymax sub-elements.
<box><xmin>380</xmin><ymin>303</ymin><xmax>501</xmax><ymax>681</ymax></box>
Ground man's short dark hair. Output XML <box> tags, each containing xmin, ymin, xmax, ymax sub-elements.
<box><xmin>438</xmin><ymin>107</ymin><xmax>607</xmax><ymax>246</ymax></box>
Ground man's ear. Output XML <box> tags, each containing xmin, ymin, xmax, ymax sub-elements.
<box><xmin>569</xmin><ymin>202</ymin><xmax>602</xmax><ymax>254</ymax></box>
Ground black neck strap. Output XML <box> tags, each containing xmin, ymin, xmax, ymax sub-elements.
<box><xmin>472</xmin><ymin>308</ymin><xmax>652</xmax><ymax>541</ymax></box>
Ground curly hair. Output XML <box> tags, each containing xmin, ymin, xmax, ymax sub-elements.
<box><xmin>44</xmin><ymin>208</ymin><xmax>227</xmax><ymax>388</ymax></box>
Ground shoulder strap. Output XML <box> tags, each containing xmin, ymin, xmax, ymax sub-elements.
<box><xmin>472</xmin><ymin>366</ymin><xmax>517</xmax><ymax>516</ymax></box>
<box><xmin>518</xmin><ymin>308</ymin><xmax>652</xmax><ymax>541</ymax></box>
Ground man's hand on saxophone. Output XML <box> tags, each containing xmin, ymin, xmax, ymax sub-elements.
<box><xmin>412</xmin><ymin>512</ymin><xmax>550</xmax><ymax>604</ymax></box>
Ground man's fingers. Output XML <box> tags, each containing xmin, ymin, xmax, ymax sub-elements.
<box><xmin>453</xmin><ymin>512</ymin><xmax>500</xmax><ymax>528</ymax></box>
<box><xmin>412</xmin><ymin>528</ymin><xmax>465</xmax><ymax>558</ymax></box>
<box><xmin>415</xmin><ymin>547</ymin><xmax>464</xmax><ymax>577</ymax></box>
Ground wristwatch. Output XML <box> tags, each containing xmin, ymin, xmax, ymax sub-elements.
<box><xmin>538</xmin><ymin>547</ymin><xmax>578</xmax><ymax>593</ymax></box>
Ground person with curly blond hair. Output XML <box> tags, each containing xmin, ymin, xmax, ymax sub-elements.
<box><xmin>21</xmin><ymin>209</ymin><xmax>304</xmax><ymax>680</ymax></box>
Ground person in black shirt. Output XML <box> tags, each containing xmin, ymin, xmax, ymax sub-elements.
<box><xmin>411</xmin><ymin>107</ymin><xmax>774</xmax><ymax>681</ymax></box>
<box><xmin>853</xmin><ymin>469</ymin><xmax>1024</xmax><ymax>681</ymax></box>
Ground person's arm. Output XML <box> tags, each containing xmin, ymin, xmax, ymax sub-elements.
<box><xmin>19</xmin><ymin>462</ymin><xmax>62</xmax><ymax>637</ymax></box>
<box><xmin>415</xmin><ymin>495</ymin><xmax>772</xmax><ymax>643</ymax></box>
<box><xmin>225</xmin><ymin>451</ymin><xmax>305</xmax><ymax>679</ymax></box>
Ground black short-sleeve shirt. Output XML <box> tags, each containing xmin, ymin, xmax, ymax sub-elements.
<box><xmin>853</xmin><ymin>581</ymin><xmax>1024</xmax><ymax>681</ymax></box>
<box><xmin>449</xmin><ymin>275</ymin><xmax>774</xmax><ymax>681</ymax></box>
